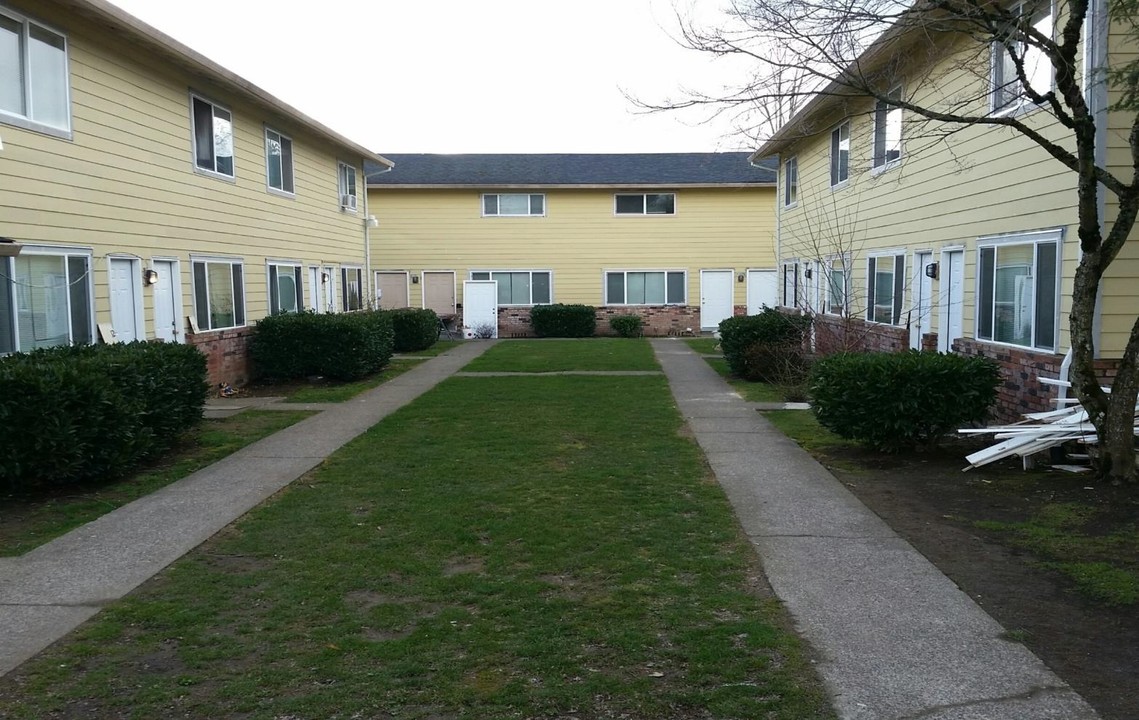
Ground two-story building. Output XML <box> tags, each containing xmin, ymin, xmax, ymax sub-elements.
<box><xmin>366</xmin><ymin>153</ymin><xmax>778</xmax><ymax>336</ymax></box>
<box><xmin>758</xmin><ymin>2</ymin><xmax>1137</xmax><ymax>419</ymax></box>
<box><xmin>0</xmin><ymin>0</ymin><xmax>391</xmax><ymax>384</ymax></box>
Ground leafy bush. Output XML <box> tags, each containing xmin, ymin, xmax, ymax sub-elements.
<box><xmin>809</xmin><ymin>351</ymin><xmax>1001</xmax><ymax>452</ymax></box>
<box><xmin>252</xmin><ymin>310</ymin><xmax>394</xmax><ymax>382</ymax></box>
<box><xmin>719</xmin><ymin>309</ymin><xmax>812</xmax><ymax>376</ymax></box>
<box><xmin>390</xmin><ymin>308</ymin><xmax>439</xmax><ymax>352</ymax></box>
<box><xmin>530</xmin><ymin>304</ymin><xmax>597</xmax><ymax>338</ymax></box>
<box><xmin>0</xmin><ymin>341</ymin><xmax>208</xmax><ymax>493</ymax></box>
<box><xmin>609</xmin><ymin>315</ymin><xmax>643</xmax><ymax>338</ymax></box>
<box><xmin>740</xmin><ymin>339</ymin><xmax>811</xmax><ymax>387</ymax></box>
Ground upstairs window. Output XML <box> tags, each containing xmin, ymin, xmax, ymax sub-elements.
<box><xmin>993</xmin><ymin>2</ymin><xmax>1053</xmax><ymax>112</ymax></box>
<box><xmin>265</xmin><ymin>128</ymin><xmax>294</xmax><ymax>194</ymax></box>
<box><xmin>483</xmin><ymin>193</ymin><xmax>545</xmax><ymax>217</ymax></box>
<box><xmin>873</xmin><ymin>87</ymin><xmax>903</xmax><ymax>168</ymax></box>
<box><xmin>0</xmin><ymin>8</ymin><xmax>69</xmax><ymax>133</ymax></box>
<box><xmin>191</xmin><ymin>95</ymin><xmax>234</xmax><ymax>177</ymax></box>
<box><xmin>338</xmin><ymin>162</ymin><xmax>357</xmax><ymax>211</ymax></box>
<box><xmin>783</xmin><ymin>157</ymin><xmax>798</xmax><ymax>207</ymax></box>
<box><xmin>615</xmin><ymin>193</ymin><xmax>675</xmax><ymax>215</ymax></box>
<box><xmin>830</xmin><ymin>122</ymin><xmax>850</xmax><ymax>186</ymax></box>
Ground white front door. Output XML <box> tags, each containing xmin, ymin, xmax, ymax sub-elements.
<box><xmin>462</xmin><ymin>280</ymin><xmax>498</xmax><ymax>338</ymax></box>
<box><xmin>938</xmin><ymin>249</ymin><xmax>965</xmax><ymax>352</ymax></box>
<box><xmin>109</xmin><ymin>257</ymin><xmax>143</xmax><ymax>343</ymax></box>
<box><xmin>700</xmin><ymin>269</ymin><xmax>735</xmax><ymax>331</ymax></box>
<box><xmin>309</xmin><ymin>266</ymin><xmax>336</xmax><ymax>313</ymax></box>
<box><xmin>910</xmin><ymin>251</ymin><xmax>933</xmax><ymax>349</ymax></box>
<box><xmin>152</xmin><ymin>259</ymin><xmax>181</xmax><ymax>342</ymax></box>
<box><xmin>746</xmin><ymin>269</ymin><xmax>778</xmax><ymax>314</ymax></box>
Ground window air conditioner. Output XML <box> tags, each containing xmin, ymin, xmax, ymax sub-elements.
<box><xmin>341</xmin><ymin>194</ymin><xmax>357</xmax><ymax>210</ymax></box>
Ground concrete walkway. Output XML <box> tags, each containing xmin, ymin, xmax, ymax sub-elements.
<box><xmin>651</xmin><ymin>339</ymin><xmax>1098</xmax><ymax>720</ymax></box>
<box><xmin>0</xmin><ymin>340</ymin><xmax>494</xmax><ymax>678</ymax></box>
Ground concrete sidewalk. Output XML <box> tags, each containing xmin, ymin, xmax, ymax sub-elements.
<box><xmin>0</xmin><ymin>340</ymin><xmax>494</xmax><ymax>678</ymax></box>
<box><xmin>651</xmin><ymin>339</ymin><xmax>1098</xmax><ymax>720</ymax></box>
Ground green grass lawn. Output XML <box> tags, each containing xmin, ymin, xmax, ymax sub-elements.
<box><xmin>284</xmin><ymin>361</ymin><xmax>419</xmax><ymax>403</ymax></box>
<box><xmin>762</xmin><ymin>410</ymin><xmax>859</xmax><ymax>454</ymax></box>
<box><xmin>0</xmin><ymin>374</ymin><xmax>834</xmax><ymax>719</ymax></box>
<box><xmin>0</xmin><ymin>410</ymin><xmax>313</xmax><ymax>557</ymax></box>
<box><xmin>395</xmin><ymin>340</ymin><xmax>464</xmax><ymax>358</ymax></box>
<box><xmin>704</xmin><ymin>357</ymin><xmax>785</xmax><ymax>403</ymax></box>
<box><xmin>685</xmin><ymin>338</ymin><xmax>721</xmax><ymax>355</ymax></box>
<box><xmin>463</xmin><ymin>338</ymin><xmax>660</xmax><ymax>372</ymax></box>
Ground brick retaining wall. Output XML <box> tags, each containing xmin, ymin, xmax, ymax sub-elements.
<box><xmin>187</xmin><ymin>327</ymin><xmax>254</xmax><ymax>387</ymax></box>
<box><xmin>812</xmin><ymin>313</ymin><xmax>909</xmax><ymax>354</ymax></box>
<box><xmin>497</xmin><ymin>305</ymin><xmax>706</xmax><ymax>338</ymax></box>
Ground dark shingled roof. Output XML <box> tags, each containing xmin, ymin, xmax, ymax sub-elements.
<box><xmin>365</xmin><ymin>153</ymin><xmax>776</xmax><ymax>187</ymax></box>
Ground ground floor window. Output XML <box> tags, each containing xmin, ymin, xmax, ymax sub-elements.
<box><xmin>0</xmin><ymin>248</ymin><xmax>93</xmax><ymax>353</ymax></box>
<box><xmin>605</xmin><ymin>270</ymin><xmax>685</xmax><ymax>305</ymax></box>
<box><xmin>826</xmin><ymin>256</ymin><xmax>848</xmax><ymax>315</ymax></box>
<box><xmin>268</xmin><ymin>263</ymin><xmax>303</xmax><ymax>314</ymax></box>
<box><xmin>781</xmin><ymin>261</ymin><xmax>799</xmax><ymax>308</ymax></box>
<box><xmin>470</xmin><ymin>270</ymin><xmax>551</xmax><ymax>305</ymax></box>
<box><xmin>192</xmin><ymin>257</ymin><xmax>245</xmax><ymax>331</ymax></box>
<box><xmin>867</xmin><ymin>254</ymin><xmax>905</xmax><ymax>324</ymax></box>
<box><xmin>341</xmin><ymin>267</ymin><xmax>363</xmax><ymax>311</ymax></box>
<box><xmin>977</xmin><ymin>232</ymin><xmax>1059</xmax><ymax>351</ymax></box>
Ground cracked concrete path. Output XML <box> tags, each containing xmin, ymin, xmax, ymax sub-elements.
<box><xmin>0</xmin><ymin>340</ymin><xmax>495</xmax><ymax>678</ymax></box>
<box><xmin>652</xmin><ymin>339</ymin><xmax>1098</xmax><ymax>720</ymax></box>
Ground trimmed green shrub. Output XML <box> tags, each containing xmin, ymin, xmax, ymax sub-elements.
<box><xmin>609</xmin><ymin>315</ymin><xmax>643</xmax><ymax>338</ymax></box>
<box><xmin>390</xmin><ymin>308</ymin><xmax>439</xmax><ymax>352</ymax></box>
<box><xmin>252</xmin><ymin>310</ymin><xmax>394</xmax><ymax>382</ymax></box>
<box><xmin>809</xmin><ymin>350</ymin><xmax>1001</xmax><ymax>452</ymax></box>
<box><xmin>719</xmin><ymin>309</ymin><xmax>812</xmax><ymax>376</ymax></box>
<box><xmin>530</xmin><ymin>304</ymin><xmax>597</xmax><ymax>338</ymax></box>
<box><xmin>0</xmin><ymin>341</ymin><xmax>208</xmax><ymax>492</ymax></box>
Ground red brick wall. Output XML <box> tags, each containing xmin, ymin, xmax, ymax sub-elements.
<box><xmin>187</xmin><ymin>327</ymin><xmax>254</xmax><ymax>387</ymax></box>
<box><xmin>496</xmin><ymin>305</ymin><xmax>706</xmax><ymax>338</ymax></box>
<box><xmin>812</xmin><ymin>313</ymin><xmax>909</xmax><ymax>355</ymax></box>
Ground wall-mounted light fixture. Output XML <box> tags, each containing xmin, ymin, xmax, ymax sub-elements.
<box><xmin>411</xmin><ymin>275</ymin><xmax>420</xmax><ymax>284</ymax></box>
<box><xmin>0</xmin><ymin>237</ymin><xmax>23</xmax><ymax>258</ymax></box>
<box><xmin>803</xmin><ymin>267</ymin><xmax>813</xmax><ymax>279</ymax></box>
<box><xmin>925</xmin><ymin>262</ymin><xmax>939</xmax><ymax>280</ymax></box>
<box><xmin>321</xmin><ymin>272</ymin><xmax>330</xmax><ymax>283</ymax></box>
<box><xmin>737</xmin><ymin>273</ymin><xmax>745</xmax><ymax>283</ymax></box>
<box><xmin>142</xmin><ymin>268</ymin><xmax>159</xmax><ymax>286</ymax></box>
<box><xmin>366</xmin><ymin>215</ymin><xmax>379</xmax><ymax>228</ymax></box>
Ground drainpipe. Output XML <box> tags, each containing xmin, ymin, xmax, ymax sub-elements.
<box><xmin>363</xmin><ymin>160</ymin><xmax>392</xmax><ymax>308</ymax></box>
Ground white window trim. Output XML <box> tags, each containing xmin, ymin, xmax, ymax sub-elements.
<box><xmin>974</xmin><ymin>228</ymin><xmax>1063</xmax><ymax>352</ymax></box>
<box><xmin>189</xmin><ymin>92</ymin><xmax>235</xmax><ymax>182</ymax></box>
<box><xmin>603</xmin><ymin>268</ymin><xmax>687</xmax><ymax>306</ymax></box>
<box><xmin>480</xmin><ymin>193</ymin><xmax>547</xmax><ymax>218</ymax></box>
<box><xmin>338</xmin><ymin>162</ymin><xmax>358</xmax><ymax>212</ymax></box>
<box><xmin>613</xmin><ymin>193</ymin><xmax>677</xmax><ymax>217</ymax></box>
<box><xmin>989</xmin><ymin>0</ymin><xmax>1055</xmax><ymax>117</ymax></box>
<box><xmin>0</xmin><ymin>6</ymin><xmax>72</xmax><ymax>138</ymax></box>
<box><xmin>824</xmin><ymin>254</ymin><xmax>851</xmax><ymax>316</ymax></box>
<box><xmin>870</xmin><ymin>86</ymin><xmax>904</xmax><ymax>175</ymax></box>
<box><xmin>783</xmin><ymin>157</ymin><xmax>799</xmax><ymax>208</ymax></box>
<box><xmin>830</xmin><ymin>121</ymin><xmax>851</xmax><ymax>188</ymax></box>
<box><xmin>468</xmin><ymin>269</ymin><xmax>554</xmax><ymax>306</ymax></box>
<box><xmin>780</xmin><ymin>260</ymin><xmax>800</xmax><ymax>308</ymax></box>
<box><xmin>264</xmin><ymin>126</ymin><xmax>295</xmax><ymax>197</ymax></box>
<box><xmin>266</xmin><ymin>260</ymin><xmax>304</xmax><ymax>315</ymax></box>
<box><xmin>865</xmin><ymin>250</ymin><xmax>907</xmax><ymax>326</ymax></box>
<box><xmin>190</xmin><ymin>255</ymin><xmax>246</xmax><ymax>331</ymax></box>
<box><xmin>2</xmin><ymin>245</ymin><xmax>94</xmax><ymax>353</ymax></box>
<box><xmin>341</xmin><ymin>265</ymin><xmax>364</xmax><ymax>311</ymax></box>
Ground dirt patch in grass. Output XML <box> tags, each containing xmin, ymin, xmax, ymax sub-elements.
<box><xmin>772</xmin><ymin>414</ymin><xmax>1139</xmax><ymax>720</ymax></box>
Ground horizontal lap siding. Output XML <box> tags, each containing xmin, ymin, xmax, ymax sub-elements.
<box><xmin>0</xmin><ymin>0</ymin><xmax>368</xmax><ymax>332</ymax></box>
<box><xmin>778</xmin><ymin>34</ymin><xmax>1078</xmax><ymax>355</ymax></box>
<box><xmin>368</xmin><ymin>187</ymin><xmax>775</xmax><ymax>308</ymax></box>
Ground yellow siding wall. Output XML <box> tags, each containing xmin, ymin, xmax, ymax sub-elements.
<box><xmin>0</xmin><ymin>0</ymin><xmax>368</xmax><ymax>342</ymax></box>
<box><xmin>369</xmin><ymin>187</ymin><xmax>775</xmax><ymax>308</ymax></box>
<box><xmin>778</xmin><ymin>31</ymin><xmax>1081</xmax><ymax>355</ymax></box>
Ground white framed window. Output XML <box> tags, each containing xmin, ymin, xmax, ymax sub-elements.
<box><xmin>341</xmin><ymin>267</ymin><xmax>363</xmax><ymax>311</ymax></box>
<box><xmin>190</xmin><ymin>94</ymin><xmax>234</xmax><ymax>178</ymax></box>
<box><xmin>470</xmin><ymin>270</ymin><xmax>552</xmax><ymax>305</ymax></box>
<box><xmin>192</xmin><ymin>257</ymin><xmax>245</xmax><ymax>331</ymax></box>
<box><xmin>830</xmin><ymin>122</ymin><xmax>850</xmax><ymax>186</ymax></box>
<box><xmin>0</xmin><ymin>7</ymin><xmax>69</xmax><ymax>135</ymax></box>
<box><xmin>992</xmin><ymin>1</ymin><xmax>1053</xmax><ymax>112</ymax></box>
<box><xmin>0</xmin><ymin>246</ymin><xmax>92</xmax><ymax>353</ymax></box>
<box><xmin>265</xmin><ymin>127</ymin><xmax>294</xmax><ymax>195</ymax></box>
<box><xmin>977</xmin><ymin>230</ymin><xmax>1060</xmax><ymax>351</ymax></box>
<box><xmin>783</xmin><ymin>157</ymin><xmax>798</xmax><ymax>207</ymax></box>
<box><xmin>866</xmin><ymin>253</ymin><xmax>905</xmax><ymax>325</ymax></box>
<box><xmin>267</xmin><ymin>262</ymin><xmax>303</xmax><ymax>314</ymax></box>
<box><xmin>873</xmin><ymin>86</ymin><xmax>903</xmax><ymax>169</ymax></box>
<box><xmin>825</xmin><ymin>256</ymin><xmax>850</xmax><ymax>315</ymax></box>
<box><xmin>780</xmin><ymin>261</ymin><xmax>799</xmax><ymax>308</ymax></box>
<box><xmin>605</xmin><ymin>270</ymin><xmax>685</xmax><ymax>305</ymax></box>
<box><xmin>614</xmin><ymin>193</ymin><xmax>675</xmax><ymax>215</ymax></box>
<box><xmin>338</xmin><ymin>162</ymin><xmax>357</xmax><ymax>211</ymax></box>
<box><xmin>482</xmin><ymin>194</ymin><xmax>545</xmax><ymax>217</ymax></box>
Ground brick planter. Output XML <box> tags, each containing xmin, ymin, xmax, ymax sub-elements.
<box><xmin>187</xmin><ymin>327</ymin><xmax>255</xmax><ymax>387</ymax></box>
<box><xmin>812</xmin><ymin>313</ymin><xmax>908</xmax><ymax>355</ymax></box>
<box><xmin>496</xmin><ymin>305</ymin><xmax>706</xmax><ymax>338</ymax></box>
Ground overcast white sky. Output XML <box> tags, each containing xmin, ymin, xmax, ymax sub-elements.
<box><xmin>104</xmin><ymin>0</ymin><xmax>754</xmax><ymax>155</ymax></box>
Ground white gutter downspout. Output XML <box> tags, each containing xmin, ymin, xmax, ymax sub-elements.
<box><xmin>363</xmin><ymin>162</ymin><xmax>393</xmax><ymax>308</ymax></box>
